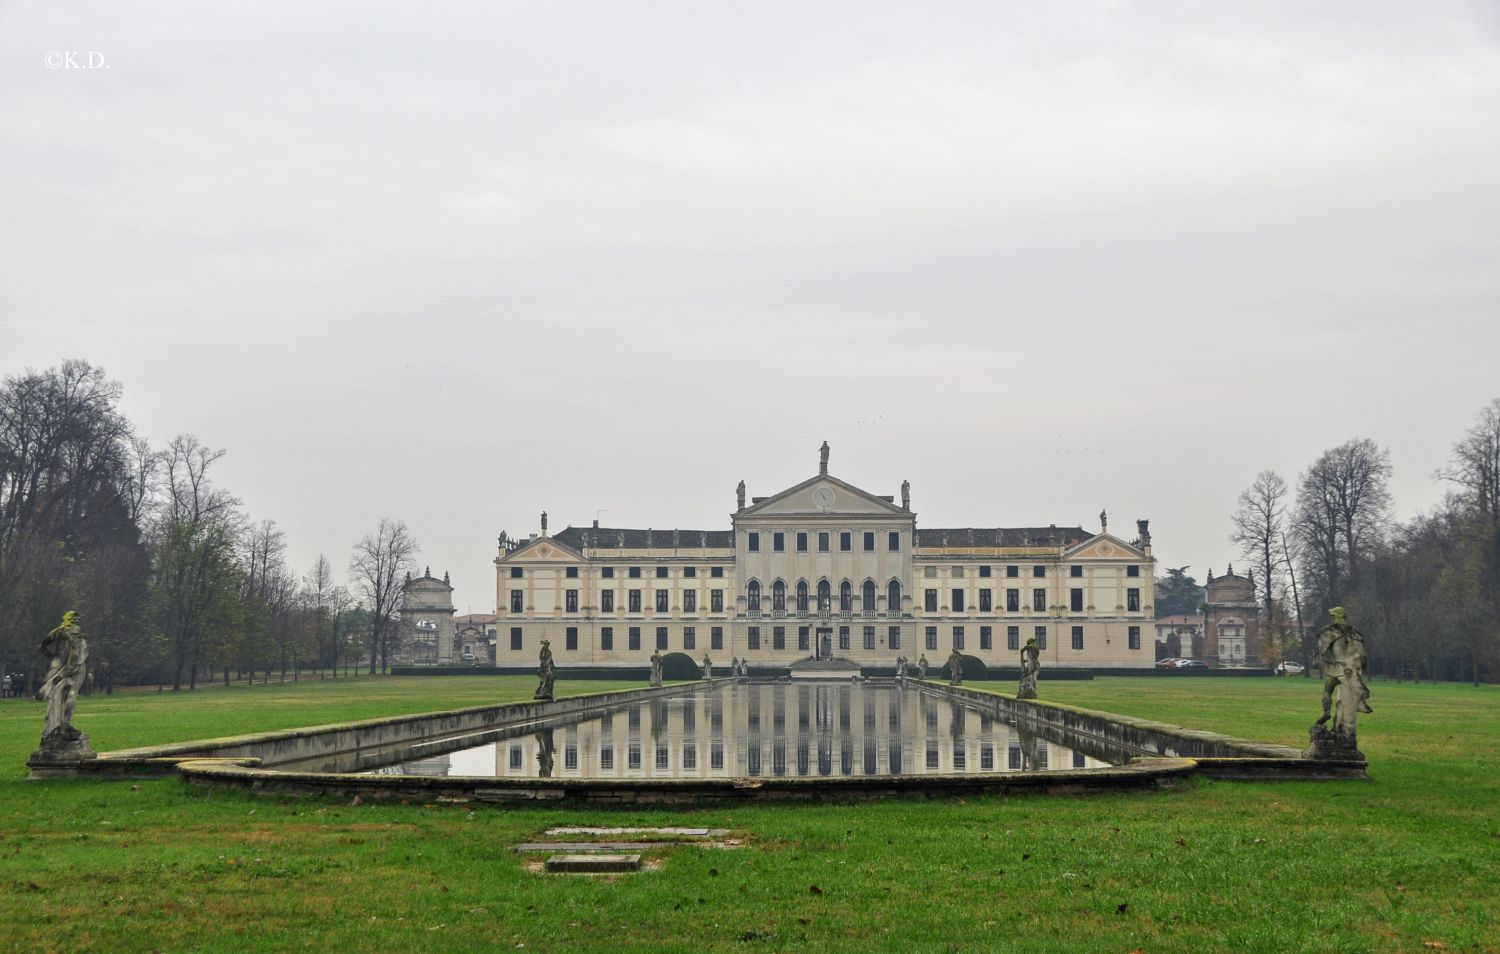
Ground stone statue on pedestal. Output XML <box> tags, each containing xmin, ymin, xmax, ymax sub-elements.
<box><xmin>917</xmin><ymin>654</ymin><xmax>929</xmax><ymax>679</ymax></box>
<box><xmin>534</xmin><ymin>639</ymin><xmax>555</xmax><ymax>701</ymax></box>
<box><xmin>28</xmin><ymin>612</ymin><xmax>96</xmax><ymax>776</ymax></box>
<box><xmin>819</xmin><ymin>441</ymin><xmax>829</xmax><ymax>475</ymax></box>
<box><xmin>701</xmin><ymin>655</ymin><xmax>713</xmax><ymax>680</ymax></box>
<box><xmin>736</xmin><ymin>480</ymin><xmax>746</xmax><ymax>511</ymax></box>
<box><xmin>947</xmin><ymin>649</ymin><xmax>965</xmax><ymax>686</ymax></box>
<box><xmin>1306</xmin><ymin>607</ymin><xmax>1372</xmax><ymax>758</ymax></box>
<box><xmin>901</xmin><ymin>480</ymin><xmax>910</xmax><ymax>510</ymax></box>
<box><xmin>649</xmin><ymin>650</ymin><xmax>663</xmax><ymax>688</ymax></box>
<box><xmin>1018</xmin><ymin>638</ymin><xmax>1040</xmax><ymax>700</ymax></box>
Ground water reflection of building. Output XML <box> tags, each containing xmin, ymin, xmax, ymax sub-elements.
<box><xmin>495</xmin><ymin>448</ymin><xmax>1156</xmax><ymax>672</ymax></box>
<box><xmin>476</xmin><ymin>685</ymin><xmax>1101</xmax><ymax>781</ymax></box>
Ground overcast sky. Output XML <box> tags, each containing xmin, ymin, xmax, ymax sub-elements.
<box><xmin>4</xmin><ymin>2</ymin><xmax>1499</xmax><ymax>612</ymax></box>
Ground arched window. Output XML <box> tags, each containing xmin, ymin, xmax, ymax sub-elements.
<box><xmin>796</xmin><ymin>580</ymin><xmax>809</xmax><ymax>613</ymax></box>
<box><xmin>840</xmin><ymin>580</ymin><xmax>853</xmax><ymax>613</ymax></box>
<box><xmin>772</xmin><ymin>580</ymin><xmax>786</xmax><ymax>612</ymax></box>
<box><xmin>817</xmin><ymin>580</ymin><xmax>831</xmax><ymax>615</ymax></box>
<box><xmin>747</xmin><ymin>579</ymin><xmax>761</xmax><ymax>612</ymax></box>
<box><xmin>862</xmin><ymin>580</ymin><xmax>876</xmax><ymax>615</ymax></box>
<box><xmin>888</xmin><ymin>579</ymin><xmax>902</xmax><ymax>616</ymax></box>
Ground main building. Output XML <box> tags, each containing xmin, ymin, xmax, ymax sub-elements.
<box><xmin>491</xmin><ymin>448</ymin><xmax>1157</xmax><ymax>672</ymax></box>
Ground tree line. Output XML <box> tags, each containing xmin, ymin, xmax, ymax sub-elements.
<box><xmin>0</xmin><ymin>361</ymin><xmax>422</xmax><ymax>693</ymax></box>
<box><xmin>1227</xmin><ymin>399</ymin><xmax>1500</xmax><ymax>683</ymax></box>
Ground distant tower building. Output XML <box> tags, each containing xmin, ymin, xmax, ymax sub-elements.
<box><xmin>400</xmin><ymin>568</ymin><xmax>456</xmax><ymax>664</ymax></box>
<box><xmin>1203</xmin><ymin>566</ymin><xmax>1257</xmax><ymax>667</ymax></box>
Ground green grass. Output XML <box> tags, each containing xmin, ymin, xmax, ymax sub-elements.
<box><xmin>1</xmin><ymin>675</ymin><xmax>1496</xmax><ymax>953</ymax></box>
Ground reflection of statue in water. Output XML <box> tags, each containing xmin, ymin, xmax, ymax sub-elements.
<box><xmin>534</xmin><ymin>640</ymin><xmax>555</xmax><ymax>701</ymax></box>
<box><xmin>1016</xmin><ymin>725</ymin><xmax>1041</xmax><ymax>772</ymax></box>
<box><xmin>701</xmin><ymin>654</ymin><xmax>712</xmax><ymax>680</ymax></box>
<box><xmin>947</xmin><ymin>649</ymin><xmax>964</xmax><ymax>686</ymax></box>
<box><xmin>35</xmin><ymin>611</ymin><xmax>93</xmax><ymax>757</ymax></box>
<box><xmin>1306</xmin><ymin>607</ymin><xmax>1372</xmax><ymax>758</ymax></box>
<box><xmin>1018</xmin><ymin>638</ymin><xmax>1040</xmax><ymax>700</ymax></box>
<box><xmin>917</xmin><ymin>654</ymin><xmax>929</xmax><ymax>679</ymax></box>
<box><xmin>535</xmin><ymin>728</ymin><xmax>555</xmax><ymax>778</ymax></box>
<box><xmin>649</xmin><ymin>650</ymin><xmax>663</xmax><ymax>688</ymax></box>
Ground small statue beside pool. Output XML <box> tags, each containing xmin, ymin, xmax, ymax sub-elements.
<box><xmin>947</xmin><ymin>649</ymin><xmax>965</xmax><ymax>686</ymax></box>
<box><xmin>701</xmin><ymin>654</ymin><xmax>713</xmax><ymax>680</ymax></box>
<box><xmin>650</xmin><ymin>650</ymin><xmax>663</xmax><ymax>688</ymax></box>
<box><xmin>534</xmin><ymin>640</ymin><xmax>556</xmax><ymax>702</ymax></box>
<box><xmin>1018</xmin><ymin>638</ymin><xmax>1040</xmax><ymax>700</ymax></box>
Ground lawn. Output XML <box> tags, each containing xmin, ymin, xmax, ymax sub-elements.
<box><xmin>1</xmin><ymin>674</ymin><xmax>1496</xmax><ymax>953</ymax></box>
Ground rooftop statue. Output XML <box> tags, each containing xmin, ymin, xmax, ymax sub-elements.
<box><xmin>819</xmin><ymin>441</ymin><xmax>829</xmax><ymax>475</ymax></box>
<box><xmin>737</xmin><ymin>480</ymin><xmax>746</xmax><ymax>511</ymax></box>
<box><xmin>901</xmin><ymin>480</ymin><xmax>910</xmax><ymax>510</ymax></box>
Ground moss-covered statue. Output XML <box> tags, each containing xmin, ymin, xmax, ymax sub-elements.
<box><xmin>649</xmin><ymin>650</ymin><xmax>664</xmax><ymax>688</ymax></box>
<box><xmin>28</xmin><ymin>611</ymin><xmax>97</xmax><ymax>775</ymax></box>
<box><xmin>534</xmin><ymin>639</ymin><xmax>555</xmax><ymax>702</ymax></box>
<box><xmin>700</xmin><ymin>654</ymin><xmax>713</xmax><ymax>680</ymax></box>
<box><xmin>1018</xmin><ymin>637</ymin><xmax>1041</xmax><ymax>700</ymax></box>
<box><xmin>1305</xmin><ymin>607</ymin><xmax>1372</xmax><ymax>759</ymax></box>
<box><xmin>946</xmin><ymin>648</ymin><xmax>965</xmax><ymax>686</ymax></box>
<box><xmin>917</xmin><ymin>654</ymin><xmax>929</xmax><ymax>679</ymax></box>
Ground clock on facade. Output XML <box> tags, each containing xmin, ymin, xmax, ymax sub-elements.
<box><xmin>812</xmin><ymin>487</ymin><xmax>835</xmax><ymax>511</ymax></box>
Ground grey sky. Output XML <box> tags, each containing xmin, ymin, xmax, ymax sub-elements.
<box><xmin>4</xmin><ymin>2</ymin><xmax>1499</xmax><ymax>612</ymax></box>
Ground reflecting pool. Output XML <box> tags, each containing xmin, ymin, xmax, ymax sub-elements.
<box><xmin>366</xmin><ymin>682</ymin><xmax>1123</xmax><ymax>780</ymax></box>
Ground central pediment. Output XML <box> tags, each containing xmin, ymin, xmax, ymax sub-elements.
<box><xmin>737</xmin><ymin>474</ymin><xmax>909</xmax><ymax>519</ymax></box>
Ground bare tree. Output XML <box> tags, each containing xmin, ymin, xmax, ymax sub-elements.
<box><xmin>303</xmin><ymin>554</ymin><xmax>335</xmax><ymax>678</ymax></box>
<box><xmin>1231</xmin><ymin>470</ymin><xmax>1289</xmax><ymax>627</ymax></box>
<box><xmin>349</xmin><ymin>518</ymin><xmax>418</xmax><ymax>674</ymax></box>
<box><xmin>1293</xmin><ymin>438</ymin><xmax>1392</xmax><ymax>617</ymax></box>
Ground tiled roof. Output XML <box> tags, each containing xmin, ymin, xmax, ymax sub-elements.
<box><xmin>552</xmin><ymin>526</ymin><xmax>736</xmax><ymax>550</ymax></box>
<box><xmin>914</xmin><ymin>527</ymin><xmax>1090</xmax><ymax>548</ymax></box>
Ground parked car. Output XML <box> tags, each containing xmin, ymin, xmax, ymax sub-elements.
<box><xmin>1155</xmin><ymin>658</ymin><xmax>1182</xmax><ymax>670</ymax></box>
<box><xmin>1174</xmin><ymin>659</ymin><xmax>1207</xmax><ymax>671</ymax></box>
<box><xmin>1275</xmin><ymin>660</ymin><xmax>1306</xmax><ymax>676</ymax></box>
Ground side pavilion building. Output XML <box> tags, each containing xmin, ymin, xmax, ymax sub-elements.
<box><xmin>494</xmin><ymin>452</ymin><xmax>1156</xmax><ymax>673</ymax></box>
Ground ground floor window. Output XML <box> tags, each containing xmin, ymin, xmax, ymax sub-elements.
<box><xmin>773</xmin><ymin>626</ymin><xmax>785</xmax><ymax>650</ymax></box>
<box><xmin>1128</xmin><ymin>625</ymin><xmax>1140</xmax><ymax>650</ymax></box>
<box><xmin>711</xmin><ymin>626</ymin><xmax>723</xmax><ymax>650</ymax></box>
<box><xmin>683</xmin><ymin>626</ymin><xmax>696</xmax><ymax>650</ymax></box>
<box><xmin>863</xmin><ymin>626</ymin><xmax>876</xmax><ymax>650</ymax></box>
<box><xmin>748</xmin><ymin>626</ymin><xmax>760</xmax><ymax>650</ymax></box>
<box><xmin>1071</xmin><ymin>626</ymin><xmax>1084</xmax><ymax>650</ymax></box>
<box><xmin>510</xmin><ymin>627</ymin><xmax>522</xmax><ymax>651</ymax></box>
<box><xmin>629</xmin><ymin>627</ymin><xmax>641</xmax><ymax>651</ymax></box>
<box><xmin>601</xmin><ymin>626</ymin><xmax>613</xmax><ymax>651</ymax></box>
<box><xmin>952</xmin><ymin>626</ymin><xmax>965</xmax><ymax>650</ymax></box>
<box><xmin>656</xmin><ymin>627</ymin><xmax>669</xmax><ymax>650</ymax></box>
<box><xmin>925</xmin><ymin>626</ymin><xmax>937</xmax><ymax>650</ymax></box>
<box><xmin>889</xmin><ymin>626</ymin><xmax>901</xmax><ymax>650</ymax></box>
<box><xmin>799</xmin><ymin>626</ymin><xmax>810</xmax><ymax>651</ymax></box>
<box><xmin>980</xmin><ymin>626</ymin><xmax>992</xmax><ymax>650</ymax></box>
<box><xmin>1035</xmin><ymin>626</ymin><xmax>1047</xmax><ymax>650</ymax></box>
<box><xmin>839</xmin><ymin>626</ymin><xmax>851</xmax><ymax>650</ymax></box>
<box><xmin>565</xmin><ymin>626</ymin><xmax>578</xmax><ymax>651</ymax></box>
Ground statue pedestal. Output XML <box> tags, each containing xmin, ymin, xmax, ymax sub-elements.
<box><xmin>27</xmin><ymin>731</ymin><xmax>96</xmax><ymax>779</ymax></box>
<box><xmin>1304</xmin><ymin>723</ymin><xmax>1362</xmax><ymax>762</ymax></box>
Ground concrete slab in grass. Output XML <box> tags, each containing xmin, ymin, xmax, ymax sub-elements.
<box><xmin>545</xmin><ymin>854</ymin><xmax>641</xmax><ymax>873</ymax></box>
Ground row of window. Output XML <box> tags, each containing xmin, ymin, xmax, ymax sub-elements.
<box><xmin>746</xmin><ymin>579</ymin><xmax>899</xmax><ymax>613</ymax></box>
<box><xmin>747</xmin><ymin>530</ymin><xmax>902</xmax><ymax>553</ymax></box>
<box><xmin>505</xmin><ymin>624</ymin><xmax>1143</xmax><ymax>653</ymax></box>
<box><xmin>509</xmin><ymin>566</ymin><xmax>729</xmax><ymax>579</ymax></box>
<box><xmin>509</xmin><ymin>563</ymin><xmax>1143</xmax><ymax>581</ymax></box>
<box><xmin>513</xmin><ymin>589</ymin><xmax>730</xmax><ymax>614</ymax></box>
<box><xmin>921</xmin><ymin>588</ymin><xmax>1142</xmax><ymax>613</ymax></box>
<box><xmin>921</xmin><ymin>565</ymin><xmax>1143</xmax><ymax>579</ymax></box>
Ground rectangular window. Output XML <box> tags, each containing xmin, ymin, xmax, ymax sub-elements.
<box><xmin>683</xmin><ymin>626</ymin><xmax>696</xmax><ymax>650</ymax></box>
<box><xmin>1072</xmin><ymin>626</ymin><xmax>1084</xmax><ymax>650</ymax></box>
<box><xmin>1127</xmin><ymin>588</ymin><xmax>1141</xmax><ymax>612</ymax></box>
<box><xmin>629</xmin><ymin>590</ymin><xmax>642</xmax><ymax>613</ymax></box>
<box><xmin>979</xmin><ymin>565</ymin><xmax>992</xmax><ymax>578</ymax></box>
<box><xmin>1033</xmin><ymin>588</ymin><xmax>1046</xmax><ymax>612</ymax></box>
<box><xmin>797</xmin><ymin>532</ymin><xmax>808</xmax><ymax>552</ymax></box>
<box><xmin>979</xmin><ymin>589</ymin><xmax>992</xmax><ymax>612</ymax></box>
<box><xmin>565</xmin><ymin>589</ymin><xmax>579</xmax><ymax>613</ymax></box>
<box><xmin>863</xmin><ymin>532</ymin><xmax>875</xmax><ymax>551</ymax></box>
<box><xmin>510</xmin><ymin>746</ymin><xmax>523</xmax><ymax>770</ymax></box>
<box><xmin>1006</xmin><ymin>589</ymin><xmax>1020</xmax><ymax>612</ymax></box>
<box><xmin>566</xmin><ymin>626</ymin><xmax>578</xmax><ymax>650</ymax></box>
<box><xmin>863</xmin><ymin>626</ymin><xmax>875</xmax><ymax>650</ymax></box>
<box><xmin>599</xmin><ymin>746</ymin><xmax>614</xmax><ymax>770</ymax></box>
<box><xmin>683</xmin><ymin>589</ymin><xmax>697</xmax><ymax>613</ymax></box>
<box><xmin>924</xmin><ymin>589</ymin><xmax>938</xmax><ymax>612</ymax></box>
<box><xmin>773</xmin><ymin>626</ymin><xmax>785</xmax><ymax>650</ymax></box>
<box><xmin>1070</xmin><ymin>565</ymin><xmax>1083</xmax><ymax>578</ymax></box>
<box><xmin>602</xmin><ymin>567</ymin><xmax>614</xmax><ymax>578</ymax></box>
<box><xmin>925</xmin><ymin>566</ymin><xmax>938</xmax><ymax>578</ymax></box>
<box><xmin>818</xmin><ymin>532</ymin><xmax>830</xmax><ymax>552</ymax></box>
<box><xmin>510</xmin><ymin>590</ymin><xmax>523</xmax><ymax>613</ymax></box>
<box><xmin>925</xmin><ymin>626</ymin><xmax>938</xmax><ymax>650</ymax></box>
<box><xmin>601</xmin><ymin>591</ymin><xmax>615</xmax><ymax>613</ymax></box>
<box><xmin>889</xmin><ymin>626</ymin><xmax>901</xmax><ymax>650</ymax></box>
<box><xmin>711</xmin><ymin>589</ymin><xmax>724</xmax><ymax>613</ymax></box>
<box><xmin>656</xmin><ymin>567</ymin><xmax>669</xmax><ymax>579</ymax></box>
<box><xmin>748</xmin><ymin>626</ymin><xmax>760</xmax><ymax>650</ymax></box>
<box><xmin>510</xmin><ymin>627</ymin><xmax>522</xmax><ymax>651</ymax></box>
<box><xmin>799</xmin><ymin>626</ymin><xmax>810</xmax><ymax>651</ymax></box>
<box><xmin>601</xmin><ymin>626</ymin><xmax>613</xmax><ymax>651</ymax></box>
<box><xmin>951</xmin><ymin>589</ymin><xmax>965</xmax><ymax>613</ymax></box>
<box><xmin>773</xmin><ymin>532</ymin><xmax>785</xmax><ymax>552</ymax></box>
<box><xmin>628</xmin><ymin>627</ymin><xmax>641</xmax><ymax>651</ymax></box>
<box><xmin>1128</xmin><ymin>625</ymin><xmax>1141</xmax><ymax>650</ymax></box>
<box><xmin>1034</xmin><ymin>565</ymin><xmax>1046</xmax><ymax>578</ymax></box>
<box><xmin>839</xmin><ymin>626</ymin><xmax>850</xmax><ymax>650</ymax></box>
<box><xmin>840</xmin><ymin>532</ymin><xmax>852</xmax><ymax>551</ymax></box>
<box><xmin>510</xmin><ymin>567</ymin><xmax>524</xmax><ymax>579</ymax></box>
<box><xmin>1070</xmin><ymin>589</ymin><xmax>1084</xmax><ymax>612</ymax></box>
<box><xmin>953</xmin><ymin>626</ymin><xmax>965</xmax><ymax>650</ymax></box>
<box><xmin>1006</xmin><ymin>565</ymin><xmax>1019</xmax><ymax>578</ymax></box>
<box><xmin>711</xmin><ymin>626</ymin><xmax>723</xmax><ymax>650</ymax></box>
<box><xmin>1035</xmin><ymin>626</ymin><xmax>1047</xmax><ymax>650</ymax></box>
<box><xmin>1007</xmin><ymin>625</ymin><xmax>1020</xmax><ymax>651</ymax></box>
<box><xmin>1127</xmin><ymin>565</ymin><xmax>1140</xmax><ymax>578</ymax></box>
<box><xmin>565</xmin><ymin>566</ymin><xmax>578</xmax><ymax>579</ymax></box>
<box><xmin>980</xmin><ymin>625</ymin><xmax>992</xmax><ymax>650</ymax></box>
<box><xmin>888</xmin><ymin>531</ymin><xmax>900</xmax><ymax>551</ymax></box>
<box><xmin>656</xmin><ymin>627</ymin><xmax>668</xmax><ymax>650</ymax></box>
<box><xmin>655</xmin><ymin>589</ymin><xmax>669</xmax><ymax>613</ymax></box>
<box><xmin>629</xmin><ymin>567</ymin><xmax>641</xmax><ymax>579</ymax></box>
<box><xmin>952</xmin><ymin>566</ymin><xmax>965</xmax><ymax>578</ymax></box>
<box><xmin>711</xmin><ymin>566</ymin><xmax>724</xmax><ymax>578</ymax></box>
<box><xmin>684</xmin><ymin>566</ymin><xmax>696</xmax><ymax>578</ymax></box>
<box><xmin>748</xmin><ymin>532</ymin><xmax>759</xmax><ymax>552</ymax></box>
